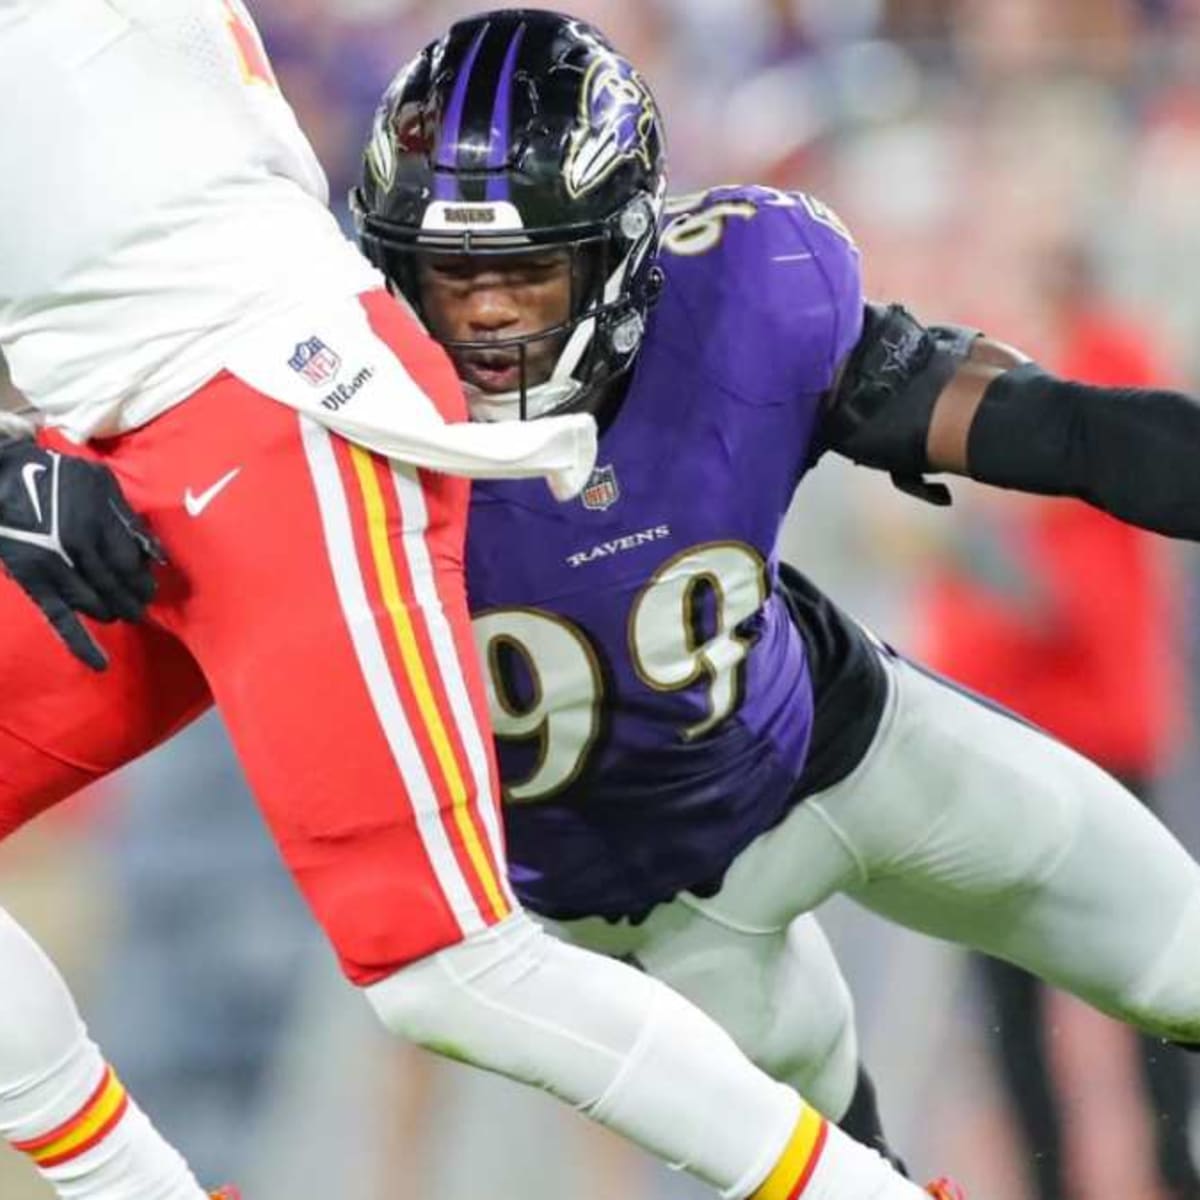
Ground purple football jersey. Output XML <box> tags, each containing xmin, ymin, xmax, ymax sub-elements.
<box><xmin>467</xmin><ymin>186</ymin><xmax>863</xmax><ymax>920</ymax></box>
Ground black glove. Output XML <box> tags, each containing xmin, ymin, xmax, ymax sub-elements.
<box><xmin>0</xmin><ymin>438</ymin><xmax>166</xmax><ymax>670</ymax></box>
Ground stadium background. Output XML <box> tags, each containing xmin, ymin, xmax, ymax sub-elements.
<box><xmin>2</xmin><ymin>0</ymin><xmax>1199</xmax><ymax>1196</ymax></box>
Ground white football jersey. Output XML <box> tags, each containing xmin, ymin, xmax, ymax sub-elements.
<box><xmin>0</xmin><ymin>0</ymin><xmax>380</xmax><ymax>438</ymax></box>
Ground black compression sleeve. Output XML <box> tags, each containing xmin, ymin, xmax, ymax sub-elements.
<box><xmin>968</xmin><ymin>362</ymin><xmax>1200</xmax><ymax>538</ymax></box>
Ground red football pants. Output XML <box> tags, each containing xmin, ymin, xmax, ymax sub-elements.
<box><xmin>0</xmin><ymin>292</ymin><xmax>513</xmax><ymax>984</ymax></box>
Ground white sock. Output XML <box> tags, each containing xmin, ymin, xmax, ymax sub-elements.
<box><xmin>0</xmin><ymin>908</ymin><xmax>206</xmax><ymax>1200</ymax></box>
<box><xmin>734</xmin><ymin>1104</ymin><xmax>927</xmax><ymax>1200</ymax></box>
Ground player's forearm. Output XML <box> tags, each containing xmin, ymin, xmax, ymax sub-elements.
<box><xmin>967</xmin><ymin>363</ymin><xmax>1200</xmax><ymax>538</ymax></box>
<box><xmin>924</xmin><ymin>337</ymin><xmax>1027</xmax><ymax>470</ymax></box>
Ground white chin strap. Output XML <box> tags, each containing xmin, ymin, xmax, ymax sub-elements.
<box><xmin>466</xmin><ymin>239</ymin><xmax>638</xmax><ymax>423</ymax></box>
<box><xmin>466</xmin><ymin>378</ymin><xmax>583</xmax><ymax>423</ymax></box>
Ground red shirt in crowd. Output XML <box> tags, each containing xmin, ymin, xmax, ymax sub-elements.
<box><xmin>919</xmin><ymin>309</ymin><xmax>1185</xmax><ymax>775</ymax></box>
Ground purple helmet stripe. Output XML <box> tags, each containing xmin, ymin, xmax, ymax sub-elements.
<box><xmin>485</xmin><ymin>23</ymin><xmax>527</xmax><ymax>202</ymax></box>
<box><xmin>433</xmin><ymin>22</ymin><xmax>489</xmax><ymax>201</ymax></box>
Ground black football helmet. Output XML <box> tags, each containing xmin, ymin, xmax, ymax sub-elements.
<box><xmin>352</xmin><ymin>9</ymin><xmax>666</xmax><ymax>421</ymax></box>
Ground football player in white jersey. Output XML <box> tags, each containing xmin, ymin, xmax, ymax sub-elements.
<box><xmin>0</xmin><ymin>6</ymin><xmax>947</xmax><ymax>1200</ymax></box>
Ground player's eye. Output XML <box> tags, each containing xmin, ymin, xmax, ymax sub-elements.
<box><xmin>425</xmin><ymin>258</ymin><xmax>475</xmax><ymax>282</ymax></box>
<box><xmin>504</xmin><ymin>256</ymin><xmax>568</xmax><ymax>286</ymax></box>
<box><xmin>421</xmin><ymin>254</ymin><xmax>566</xmax><ymax>294</ymax></box>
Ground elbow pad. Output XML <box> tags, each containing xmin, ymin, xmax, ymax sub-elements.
<box><xmin>819</xmin><ymin>303</ymin><xmax>979</xmax><ymax>505</ymax></box>
<box><xmin>968</xmin><ymin>363</ymin><xmax>1200</xmax><ymax>538</ymax></box>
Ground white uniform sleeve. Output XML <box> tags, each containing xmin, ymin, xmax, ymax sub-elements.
<box><xmin>221</xmin><ymin>297</ymin><xmax>599</xmax><ymax>500</ymax></box>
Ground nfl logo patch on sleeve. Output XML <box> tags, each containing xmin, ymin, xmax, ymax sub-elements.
<box><xmin>581</xmin><ymin>463</ymin><xmax>619</xmax><ymax>510</ymax></box>
<box><xmin>288</xmin><ymin>337</ymin><xmax>342</xmax><ymax>387</ymax></box>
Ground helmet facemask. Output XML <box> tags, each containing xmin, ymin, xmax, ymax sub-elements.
<box><xmin>357</xmin><ymin>188</ymin><xmax>664</xmax><ymax>422</ymax></box>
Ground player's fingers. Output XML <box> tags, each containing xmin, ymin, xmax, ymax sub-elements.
<box><xmin>71</xmin><ymin>543</ymin><xmax>147</xmax><ymax>622</ymax></box>
<box><xmin>106</xmin><ymin>494</ymin><xmax>168</xmax><ymax>565</ymax></box>
<box><xmin>48</xmin><ymin>560</ymin><xmax>118</xmax><ymax>623</ymax></box>
<box><xmin>37</xmin><ymin>590</ymin><xmax>108</xmax><ymax>671</ymax></box>
<box><xmin>95</xmin><ymin>520</ymin><xmax>158</xmax><ymax>609</ymax></box>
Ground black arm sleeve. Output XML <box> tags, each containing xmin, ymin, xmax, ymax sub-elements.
<box><xmin>817</xmin><ymin>303</ymin><xmax>979</xmax><ymax>505</ymax></box>
<box><xmin>967</xmin><ymin>362</ymin><xmax>1200</xmax><ymax>539</ymax></box>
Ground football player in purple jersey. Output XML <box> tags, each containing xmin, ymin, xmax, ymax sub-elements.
<box><xmin>355</xmin><ymin>7</ymin><xmax>1200</xmax><ymax>1194</ymax></box>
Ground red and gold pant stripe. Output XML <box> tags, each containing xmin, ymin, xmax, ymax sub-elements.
<box><xmin>12</xmin><ymin>1065</ymin><xmax>129</xmax><ymax>1169</ymax></box>
<box><xmin>346</xmin><ymin>444</ymin><xmax>510</xmax><ymax>924</ymax></box>
<box><xmin>752</xmin><ymin>1105</ymin><xmax>829</xmax><ymax>1200</ymax></box>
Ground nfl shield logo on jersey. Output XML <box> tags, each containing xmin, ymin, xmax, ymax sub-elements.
<box><xmin>288</xmin><ymin>337</ymin><xmax>342</xmax><ymax>386</ymax></box>
<box><xmin>581</xmin><ymin>464</ymin><xmax>620</xmax><ymax>511</ymax></box>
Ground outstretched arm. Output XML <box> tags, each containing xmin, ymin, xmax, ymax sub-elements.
<box><xmin>823</xmin><ymin>302</ymin><xmax>1200</xmax><ymax>538</ymax></box>
<box><xmin>929</xmin><ymin>343</ymin><xmax>1200</xmax><ymax>538</ymax></box>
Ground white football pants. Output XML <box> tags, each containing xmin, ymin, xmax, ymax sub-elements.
<box><xmin>555</xmin><ymin>653</ymin><xmax>1200</xmax><ymax>1117</ymax></box>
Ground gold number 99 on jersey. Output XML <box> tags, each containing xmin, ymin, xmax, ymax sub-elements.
<box><xmin>473</xmin><ymin>541</ymin><xmax>767</xmax><ymax>804</ymax></box>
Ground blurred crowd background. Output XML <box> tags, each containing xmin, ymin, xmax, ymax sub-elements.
<box><xmin>3</xmin><ymin>1</ymin><xmax>1200</xmax><ymax>1197</ymax></box>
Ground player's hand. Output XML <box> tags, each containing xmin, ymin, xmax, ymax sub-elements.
<box><xmin>0</xmin><ymin>438</ymin><xmax>166</xmax><ymax>671</ymax></box>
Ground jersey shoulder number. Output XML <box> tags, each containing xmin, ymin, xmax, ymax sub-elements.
<box><xmin>658</xmin><ymin>184</ymin><xmax>864</xmax><ymax>394</ymax></box>
<box><xmin>660</xmin><ymin>185</ymin><xmax>855</xmax><ymax>259</ymax></box>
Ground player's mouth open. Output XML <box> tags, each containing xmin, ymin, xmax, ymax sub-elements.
<box><xmin>460</xmin><ymin>351</ymin><xmax>522</xmax><ymax>393</ymax></box>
